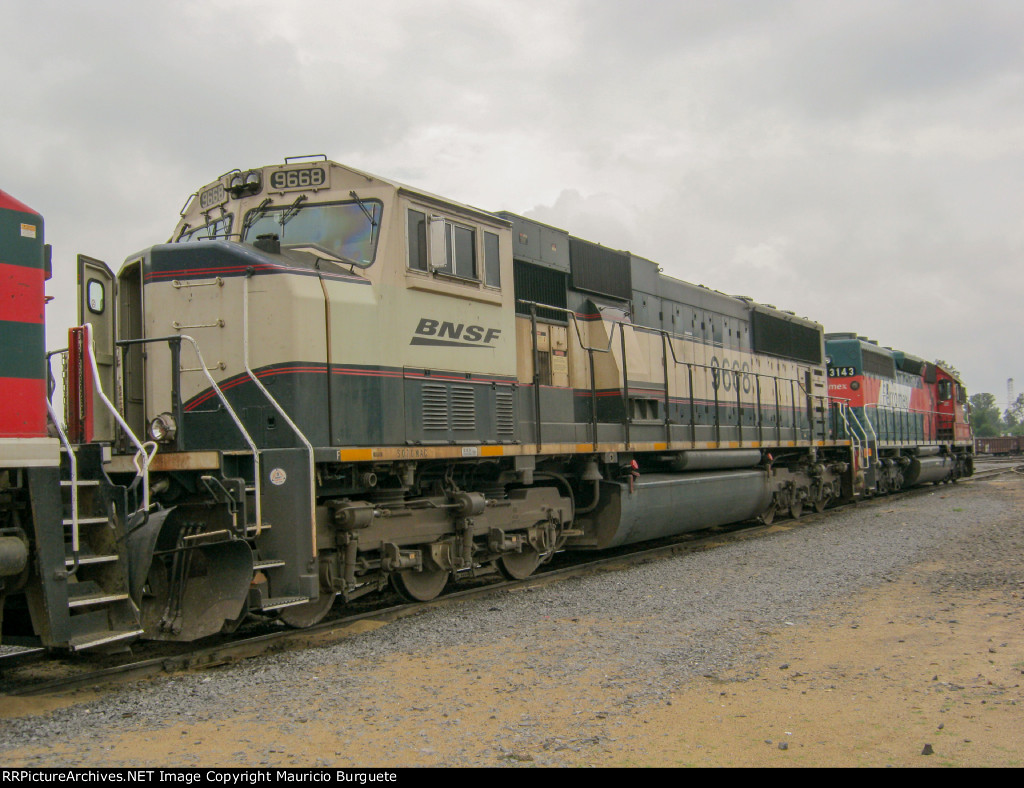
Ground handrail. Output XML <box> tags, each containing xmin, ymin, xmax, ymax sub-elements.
<box><xmin>82</xmin><ymin>324</ymin><xmax>156</xmax><ymax>515</ymax></box>
<box><xmin>518</xmin><ymin>300</ymin><xmax>623</xmax><ymax>449</ymax></box>
<box><xmin>846</xmin><ymin>409</ymin><xmax>874</xmax><ymax>469</ymax></box>
<box><xmin>833</xmin><ymin>401</ymin><xmax>863</xmax><ymax>468</ymax></box>
<box><xmin>120</xmin><ymin>332</ymin><xmax>265</xmax><ymax>536</ymax></box>
<box><xmin>243</xmin><ymin>273</ymin><xmax>317</xmax><ymax>546</ymax></box>
<box><xmin>517</xmin><ymin>300</ymin><xmax>829</xmax><ymax>447</ymax></box>
<box><xmin>44</xmin><ymin>397</ymin><xmax>80</xmax><ymax>573</ymax></box>
<box><xmin>180</xmin><ymin>336</ymin><xmax>262</xmax><ymax>534</ymax></box>
<box><xmin>517</xmin><ymin>300</ymin><xmax>621</xmax><ymax>356</ymax></box>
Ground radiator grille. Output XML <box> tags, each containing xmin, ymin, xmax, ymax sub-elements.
<box><xmin>751</xmin><ymin>310</ymin><xmax>823</xmax><ymax>365</ymax></box>
<box><xmin>569</xmin><ymin>237</ymin><xmax>632</xmax><ymax>301</ymax></box>
<box><xmin>514</xmin><ymin>260</ymin><xmax>567</xmax><ymax>322</ymax></box>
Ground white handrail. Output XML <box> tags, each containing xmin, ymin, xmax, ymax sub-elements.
<box><xmin>45</xmin><ymin>397</ymin><xmax>79</xmax><ymax>569</ymax></box>
<box><xmin>242</xmin><ymin>274</ymin><xmax>316</xmax><ymax>547</ymax></box>
<box><xmin>83</xmin><ymin>324</ymin><xmax>155</xmax><ymax>513</ymax></box>
<box><xmin>846</xmin><ymin>408</ymin><xmax>872</xmax><ymax>469</ymax></box>
<box><xmin>834</xmin><ymin>402</ymin><xmax>862</xmax><ymax>469</ymax></box>
<box><xmin>177</xmin><ymin>334</ymin><xmax>265</xmax><ymax>536</ymax></box>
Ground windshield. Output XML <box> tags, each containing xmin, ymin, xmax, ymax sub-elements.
<box><xmin>242</xmin><ymin>199</ymin><xmax>383</xmax><ymax>266</ymax></box>
<box><xmin>178</xmin><ymin>215</ymin><xmax>233</xmax><ymax>242</ymax></box>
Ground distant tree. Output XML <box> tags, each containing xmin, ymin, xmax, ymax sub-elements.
<box><xmin>969</xmin><ymin>393</ymin><xmax>1002</xmax><ymax>437</ymax></box>
<box><xmin>1004</xmin><ymin>393</ymin><xmax>1024</xmax><ymax>436</ymax></box>
<box><xmin>934</xmin><ymin>359</ymin><xmax>962</xmax><ymax>380</ymax></box>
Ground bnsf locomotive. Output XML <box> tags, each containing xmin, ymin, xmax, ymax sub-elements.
<box><xmin>0</xmin><ymin>159</ymin><xmax>973</xmax><ymax>650</ymax></box>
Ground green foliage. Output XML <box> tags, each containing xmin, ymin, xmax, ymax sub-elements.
<box><xmin>969</xmin><ymin>392</ymin><xmax>1002</xmax><ymax>437</ymax></box>
<box><xmin>1004</xmin><ymin>394</ymin><xmax>1024</xmax><ymax>436</ymax></box>
<box><xmin>934</xmin><ymin>359</ymin><xmax>961</xmax><ymax>380</ymax></box>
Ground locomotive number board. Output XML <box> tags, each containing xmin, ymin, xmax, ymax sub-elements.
<box><xmin>199</xmin><ymin>183</ymin><xmax>228</xmax><ymax>211</ymax></box>
<box><xmin>268</xmin><ymin>166</ymin><xmax>330</xmax><ymax>192</ymax></box>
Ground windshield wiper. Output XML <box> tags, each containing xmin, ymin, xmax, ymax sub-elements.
<box><xmin>242</xmin><ymin>197</ymin><xmax>274</xmax><ymax>238</ymax></box>
<box><xmin>279</xmin><ymin>194</ymin><xmax>308</xmax><ymax>228</ymax></box>
<box><xmin>349</xmin><ymin>190</ymin><xmax>378</xmax><ymax>230</ymax></box>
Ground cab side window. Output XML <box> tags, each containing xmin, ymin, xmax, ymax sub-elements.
<box><xmin>447</xmin><ymin>222</ymin><xmax>476</xmax><ymax>280</ymax></box>
<box><xmin>407</xmin><ymin>207</ymin><xmax>501</xmax><ymax>289</ymax></box>
<box><xmin>484</xmin><ymin>231</ymin><xmax>500</xmax><ymax>287</ymax></box>
<box><xmin>408</xmin><ymin>210</ymin><xmax>428</xmax><ymax>271</ymax></box>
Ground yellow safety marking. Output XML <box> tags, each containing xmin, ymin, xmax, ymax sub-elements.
<box><xmin>335</xmin><ymin>437</ymin><xmax>854</xmax><ymax>463</ymax></box>
<box><xmin>338</xmin><ymin>449</ymin><xmax>374</xmax><ymax>462</ymax></box>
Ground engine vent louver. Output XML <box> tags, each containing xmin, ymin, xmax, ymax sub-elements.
<box><xmin>862</xmin><ymin>348</ymin><xmax>896</xmax><ymax>379</ymax></box>
<box><xmin>422</xmin><ymin>384</ymin><xmax>449</xmax><ymax>431</ymax></box>
<box><xmin>495</xmin><ymin>389</ymin><xmax>515</xmax><ymax>437</ymax></box>
<box><xmin>451</xmin><ymin>386</ymin><xmax>476</xmax><ymax>431</ymax></box>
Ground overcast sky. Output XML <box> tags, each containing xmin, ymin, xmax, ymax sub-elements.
<box><xmin>2</xmin><ymin>0</ymin><xmax>1021</xmax><ymax>405</ymax></box>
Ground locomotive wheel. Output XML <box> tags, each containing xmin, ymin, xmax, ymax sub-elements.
<box><xmin>496</xmin><ymin>546</ymin><xmax>541</xmax><ymax>581</ymax></box>
<box><xmin>392</xmin><ymin>568</ymin><xmax>450</xmax><ymax>602</ymax></box>
<box><xmin>280</xmin><ymin>592</ymin><xmax>337</xmax><ymax>628</ymax></box>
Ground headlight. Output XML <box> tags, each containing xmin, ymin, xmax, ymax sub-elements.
<box><xmin>149</xmin><ymin>413</ymin><xmax>177</xmax><ymax>443</ymax></box>
<box><xmin>227</xmin><ymin>170</ymin><xmax>261</xmax><ymax>197</ymax></box>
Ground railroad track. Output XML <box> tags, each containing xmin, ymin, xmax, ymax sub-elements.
<box><xmin>2</xmin><ymin>463</ymin><xmax>1018</xmax><ymax>697</ymax></box>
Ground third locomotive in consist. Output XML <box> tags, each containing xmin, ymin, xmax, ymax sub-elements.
<box><xmin>1</xmin><ymin>159</ymin><xmax>973</xmax><ymax>650</ymax></box>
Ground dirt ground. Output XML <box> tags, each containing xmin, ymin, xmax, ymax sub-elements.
<box><xmin>2</xmin><ymin>476</ymin><xmax>1022</xmax><ymax>768</ymax></box>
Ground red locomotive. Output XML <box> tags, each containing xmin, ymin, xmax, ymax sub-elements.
<box><xmin>825</xmin><ymin>334</ymin><xmax>973</xmax><ymax>492</ymax></box>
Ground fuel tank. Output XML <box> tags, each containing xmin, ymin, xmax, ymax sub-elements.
<box><xmin>669</xmin><ymin>449</ymin><xmax>763</xmax><ymax>471</ymax></box>
<box><xmin>570</xmin><ymin>470</ymin><xmax>772</xmax><ymax>550</ymax></box>
<box><xmin>903</xmin><ymin>456</ymin><xmax>954</xmax><ymax>486</ymax></box>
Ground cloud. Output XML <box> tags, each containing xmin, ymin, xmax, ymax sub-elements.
<box><xmin>1</xmin><ymin>0</ymin><xmax>1021</xmax><ymax>399</ymax></box>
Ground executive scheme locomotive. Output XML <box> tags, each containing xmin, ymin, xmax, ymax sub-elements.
<box><xmin>0</xmin><ymin>159</ymin><xmax>974</xmax><ymax>650</ymax></box>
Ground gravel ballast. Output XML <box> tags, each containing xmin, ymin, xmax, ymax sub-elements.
<box><xmin>1</xmin><ymin>474</ymin><xmax>1021</xmax><ymax>766</ymax></box>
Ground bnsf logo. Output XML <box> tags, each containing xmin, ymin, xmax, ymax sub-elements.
<box><xmin>411</xmin><ymin>318</ymin><xmax>501</xmax><ymax>348</ymax></box>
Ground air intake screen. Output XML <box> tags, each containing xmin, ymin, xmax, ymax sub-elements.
<box><xmin>569</xmin><ymin>237</ymin><xmax>631</xmax><ymax>301</ymax></box>
<box><xmin>751</xmin><ymin>311</ymin><xmax>822</xmax><ymax>364</ymax></box>
<box><xmin>862</xmin><ymin>348</ymin><xmax>896</xmax><ymax>379</ymax></box>
<box><xmin>897</xmin><ymin>357</ymin><xmax>924</xmax><ymax>376</ymax></box>
<box><xmin>514</xmin><ymin>260</ymin><xmax>568</xmax><ymax>323</ymax></box>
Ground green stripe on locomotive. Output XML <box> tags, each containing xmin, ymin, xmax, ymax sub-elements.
<box><xmin>0</xmin><ymin>203</ymin><xmax>45</xmax><ymax>270</ymax></box>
